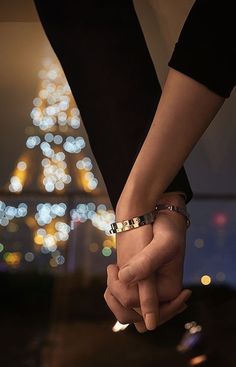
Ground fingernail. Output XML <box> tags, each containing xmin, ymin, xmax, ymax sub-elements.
<box><xmin>135</xmin><ymin>324</ymin><xmax>147</xmax><ymax>333</ymax></box>
<box><xmin>145</xmin><ymin>313</ymin><xmax>157</xmax><ymax>331</ymax></box>
<box><xmin>119</xmin><ymin>266</ymin><xmax>134</xmax><ymax>283</ymax></box>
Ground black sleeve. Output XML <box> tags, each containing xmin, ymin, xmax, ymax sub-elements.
<box><xmin>168</xmin><ymin>0</ymin><xmax>236</xmax><ymax>98</ymax></box>
<box><xmin>34</xmin><ymin>0</ymin><xmax>193</xmax><ymax>207</ymax></box>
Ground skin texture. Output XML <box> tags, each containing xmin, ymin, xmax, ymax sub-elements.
<box><xmin>116</xmin><ymin>68</ymin><xmax>224</xmax><ymax>215</ymax></box>
<box><xmin>105</xmin><ymin>192</ymin><xmax>191</xmax><ymax>331</ymax></box>
<box><xmin>105</xmin><ymin>68</ymin><xmax>225</xmax><ymax>331</ymax></box>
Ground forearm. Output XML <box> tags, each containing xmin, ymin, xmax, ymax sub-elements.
<box><xmin>117</xmin><ymin>68</ymin><xmax>224</xmax><ymax>217</ymax></box>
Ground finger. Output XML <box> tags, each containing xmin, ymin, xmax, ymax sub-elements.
<box><xmin>133</xmin><ymin>303</ymin><xmax>187</xmax><ymax>333</ymax></box>
<box><xmin>104</xmin><ymin>288</ymin><xmax>143</xmax><ymax>324</ymax></box>
<box><xmin>118</xmin><ymin>236</ymin><xmax>171</xmax><ymax>284</ymax></box>
<box><xmin>107</xmin><ymin>264</ymin><xmax>139</xmax><ymax>308</ymax></box>
<box><xmin>134</xmin><ymin>303</ymin><xmax>187</xmax><ymax>332</ymax></box>
<box><xmin>131</xmin><ymin>307</ymin><xmax>148</xmax><ymax>333</ymax></box>
<box><xmin>159</xmin><ymin>303</ymin><xmax>188</xmax><ymax>326</ymax></box>
<box><xmin>138</xmin><ymin>276</ymin><xmax>159</xmax><ymax>330</ymax></box>
<box><xmin>155</xmin><ymin>263</ymin><xmax>183</xmax><ymax>302</ymax></box>
<box><xmin>133</xmin><ymin>289</ymin><xmax>191</xmax><ymax>332</ymax></box>
<box><xmin>134</xmin><ymin>320</ymin><xmax>148</xmax><ymax>333</ymax></box>
<box><xmin>158</xmin><ymin>289</ymin><xmax>192</xmax><ymax>325</ymax></box>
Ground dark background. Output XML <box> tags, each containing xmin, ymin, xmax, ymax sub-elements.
<box><xmin>0</xmin><ymin>1</ymin><xmax>236</xmax><ymax>366</ymax></box>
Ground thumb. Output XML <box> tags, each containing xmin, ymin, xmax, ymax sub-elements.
<box><xmin>118</xmin><ymin>238</ymin><xmax>169</xmax><ymax>283</ymax></box>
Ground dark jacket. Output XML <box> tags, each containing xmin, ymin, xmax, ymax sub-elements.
<box><xmin>33</xmin><ymin>0</ymin><xmax>236</xmax><ymax>208</ymax></box>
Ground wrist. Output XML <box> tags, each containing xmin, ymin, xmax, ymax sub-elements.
<box><xmin>116</xmin><ymin>191</ymin><xmax>186</xmax><ymax>221</ymax></box>
<box><xmin>115</xmin><ymin>199</ymin><xmax>152</xmax><ymax>222</ymax></box>
<box><xmin>158</xmin><ymin>191</ymin><xmax>186</xmax><ymax>207</ymax></box>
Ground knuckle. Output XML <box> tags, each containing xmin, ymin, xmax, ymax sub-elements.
<box><xmin>142</xmin><ymin>251</ymin><xmax>151</xmax><ymax>263</ymax></box>
<box><xmin>121</xmin><ymin>295</ymin><xmax>134</xmax><ymax>309</ymax></box>
<box><xmin>141</xmin><ymin>252</ymin><xmax>153</xmax><ymax>272</ymax></box>
<box><xmin>107</xmin><ymin>264</ymin><xmax>114</xmax><ymax>273</ymax></box>
<box><xmin>103</xmin><ymin>288</ymin><xmax>109</xmax><ymax>302</ymax></box>
<box><xmin>141</xmin><ymin>297</ymin><xmax>155</xmax><ymax>311</ymax></box>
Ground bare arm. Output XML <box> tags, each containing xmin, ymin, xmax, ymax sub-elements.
<box><xmin>116</xmin><ymin>67</ymin><xmax>224</xmax><ymax>217</ymax></box>
<box><xmin>106</xmin><ymin>0</ymin><xmax>234</xmax><ymax>331</ymax></box>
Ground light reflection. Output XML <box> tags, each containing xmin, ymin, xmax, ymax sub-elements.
<box><xmin>189</xmin><ymin>355</ymin><xmax>207</xmax><ymax>366</ymax></box>
<box><xmin>33</xmin><ymin>97</ymin><xmax>42</xmax><ymax>107</ymax></box>
<box><xmin>9</xmin><ymin>176</ymin><xmax>22</xmax><ymax>192</ymax></box>
<box><xmin>112</xmin><ymin>321</ymin><xmax>129</xmax><ymax>333</ymax></box>
<box><xmin>70</xmin><ymin>116</ymin><xmax>80</xmax><ymax>128</ymax></box>
<box><xmin>71</xmin><ymin>107</ymin><xmax>80</xmax><ymax>116</ymax></box>
<box><xmin>0</xmin><ymin>201</ymin><xmax>28</xmax><ymax>226</ymax></box>
<box><xmin>42</xmin><ymin>158</ymin><xmax>70</xmax><ymax>192</ymax></box>
<box><xmin>24</xmin><ymin>252</ymin><xmax>35</xmax><ymax>262</ymax></box>
<box><xmin>212</xmin><ymin>212</ymin><xmax>228</xmax><ymax>227</ymax></box>
<box><xmin>4</xmin><ymin>252</ymin><xmax>21</xmax><ymax>266</ymax></box>
<box><xmin>89</xmin><ymin>243</ymin><xmax>99</xmax><ymax>253</ymax></box>
<box><xmin>54</xmin><ymin>135</ymin><xmax>63</xmax><ymax>144</ymax></box>
<box><xmin>26</xmin><ymin>136</ymin><xmax>41</xmax><ymax>149</ymax></box>
<box><xmin>200</xmin><ymin>275</ymin><xmax>211</xmax><ymax>286</ymax></box>
<box><xmin>55</xmin><ymin>255</ymin><xmax>65</xmax><ymax>265</ymax></box>
<box><xmin>2</xmin><ymin>57</ymin><xmax>113</xmax><ymax>269</ymax></box>
<box><xmin>194</xmin><ymin>238</ymin><xmax>204</xmax><ymax>248</ymax></box>
<box><xmin>17</xmin><ymin>161</ymin><xmax>27</xmax><ymax>171</ymax></box>
<box><xmin>103</xmin><ymin>239</ymin><xmax>114</xmax><ymax>248</ymax></box>
<box><xmin>45</xmin><ymin>133</ymin><xmax>54</xmax><ymax>142</ymax></box>
<box><xmin>76</xmin><ymin>157</ymin><xmax>93</xmax><ymax>171</ymax></box>
<box><xmin>102</xmin><ymin>247</ymin><xmax>112</xmax><ymax>257</ymax></box>
<box><xmin>71</xmin><ymin>202</ymin><xmax>115</xmax><ymax>235</ymax></box>
<box><xmin>177</xmin><ymin>321</ymin><xmax>203</xmax><ymax>354</ymax></box>
<box><xmin>49</xmin><ymin>258</ymin><xmax>57</xmax><ymax>267</ymax></box>
<box><xmin>63</xmin><ymin>136</ymin><xmax>85</xmax><ymax>153</ymax></box>
<box><xmin>34</xmin><ymin>219</ymin><xmax>70</xmax><ymax>257</ymax></box>
<box><xmin>27</xmin><ymin>58</ymin><xmax>99</xmax><ymax>196</ymax></box>
<box><xmin>216</xmin><ymin>271</ymin><xmax>226</xmax><ymax>282</ymax></box>
<box><xmin>35</xmin><ymin>203</ymin><xmax>67</xmax><ymax>226</ymax></box>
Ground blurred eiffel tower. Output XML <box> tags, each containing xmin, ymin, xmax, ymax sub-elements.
<box><xmin>0</xmin><ymin>57</ymin><xmax>116</xmax><ymax>277</ymax></box>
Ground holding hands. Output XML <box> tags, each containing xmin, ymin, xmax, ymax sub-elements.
<box><xmin>104</xmin><ymin>193</ymin><xmax>192</xmax><ymax>332</ymax></box>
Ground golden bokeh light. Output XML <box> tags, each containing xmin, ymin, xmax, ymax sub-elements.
<box><xmin>201</xmin><ymin>275</ymin><xmax>211</xmax><ymax>286</ymax></box>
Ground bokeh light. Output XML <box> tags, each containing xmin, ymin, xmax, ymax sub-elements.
<box><xmin>201</xmin><ymin>275</ymin><xmax>212</xmax><ymax>286</ymax></box>
<box><xmin>102</xmin><ymin>247</ymin><xmax>112</xmax><ymax>257</ymax></box>
<box><xmin>194</xmin><ymin>238</ymin><xmax>204</xmax><ymax>248</ymax></box>
<box><xmin>212</xmin><ymin>212</ymin><xmax>228</xmax><ymax>227</ymax></box>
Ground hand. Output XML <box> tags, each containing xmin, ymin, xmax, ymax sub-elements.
<box><xmin>104</xmin><ymin>193</ymin><xmax>190</xmax><ymax>331</ymax></box>
<box><xmin>118</xmin><ymin>207</ymin><xmax>187</xmax><ymax>300</ymax></box>
<box><xmin>106</xmin><ymin>222</ymin><xmax>155</xmax><ymax>332</ymax></box>
<box><xmin>104</xmin><ymin>264</ymin><xmax>192</xmax><ymax>332</ymax></box>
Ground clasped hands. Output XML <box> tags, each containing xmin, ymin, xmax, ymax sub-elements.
<box><xmin>104</xmin><ymin>193</ymin><xmax>192</xmax><ymax>332</ymax></box>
